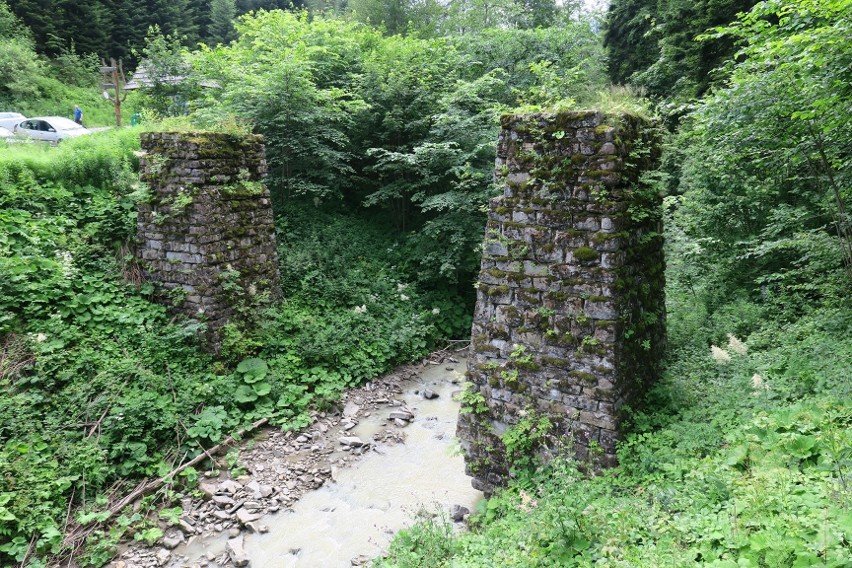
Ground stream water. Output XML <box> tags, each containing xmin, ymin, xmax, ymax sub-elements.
<box><xmin>176</xmin><ymin>359</ymin><xmax>482</xmax><ymax>567</ymax></box>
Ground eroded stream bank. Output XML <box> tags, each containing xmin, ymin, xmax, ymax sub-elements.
<box><xmin>112</xmin><ymin>353</ymin><xmax>481</xmax><ymax>568</ymax></box>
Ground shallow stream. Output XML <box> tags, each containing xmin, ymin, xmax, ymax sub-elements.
<box><xmin>176</xmin><ymin>358</ymin><xmax>482</xmax><ymax>567</ymax></box>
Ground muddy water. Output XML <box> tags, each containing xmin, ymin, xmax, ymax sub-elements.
<box><xmin>178</xmin><ymin>359</ymin><xmax>482</xmax><ymax>567</ymax></box>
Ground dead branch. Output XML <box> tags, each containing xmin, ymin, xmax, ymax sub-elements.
<box><xmin>102</xmin><ymin>417</ymin><xmax>268</xmax><ymax>522</ymax></box>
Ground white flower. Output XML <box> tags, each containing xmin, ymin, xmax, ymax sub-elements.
<box><xmin>247</xmin><ymin>284</ymin><xmax>257</xmax><ymax>296</ymax></box>
<box><xmin>400</xmin><ymin>294</ymin><xmax>409</xmax><ymax>301</ymax></box>
<box><xmin>397</xmin><ymin>283</ymin><xmax>409</xmax><ymax>292</ymax></box>
<box><xmin>751</xmin><ymin>373</ymin><xmax>769</xmax><ymax>393</ymax></box>
<box><xmin>432</xmin><ymin>307</ymin><xmax>441</xmax><ymax>315</ymax></box>
<box><xmin>727</xmin><ymin>334</ymin><xmax>748</xmax><ymax>355</ymax></box>
<box><xmin>354</xmin><ymin>304</ymin><xmax>367</xmax><ymax>314</ymax></box>
<box><xmin>27</xmin><ymin>332</ymin><xmax>48</xmax><ymax>342</ymax></box>
<box><xmin>711</xmin><ymin>346</ymin><xmax>731</xmax><ymax>364</ymax></box>
<box><xmin>55</xmin><ymin>250</ymin><xmax>76</xmax><ymax>278</ymax></box>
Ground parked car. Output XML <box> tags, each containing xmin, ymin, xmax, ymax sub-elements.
<box><xmin>13</xmin><ymin>117</ymin><xmax>90</xmax><ymax>143</ymax></box>
<box><xmin>0</xmin><ymin>112</ymin><xmax>26</xmax><ymax>130</ymax></box>
<box><xmin>0</xmin><ymin>126</ymin><xmax>15</xmax><ymax>142</ymax></box>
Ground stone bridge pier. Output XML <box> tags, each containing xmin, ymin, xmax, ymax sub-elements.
<box><xmin>136</xmin><ymin>132</ymin><xmax>280</xmax><ymax>349</ymax></box>
<box><xmin>457</xmin><ymin>111</ymin><xmax>665</xmax><ymax>494</ymax></box>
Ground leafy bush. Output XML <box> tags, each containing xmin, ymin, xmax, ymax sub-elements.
<box><xmin>0</xmin><ymin>129</ymin><xmax>442</xmax><ymax>565</ymax></box>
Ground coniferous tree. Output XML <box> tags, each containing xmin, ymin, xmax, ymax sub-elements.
<box><xmin>53</xmin><ymin>0</ymin><xmax>110</xmax><ymax>55</ymax></box>
<box><xmin>604</xmin><ymin>0</ymin><xmax>759</xmax><ymax>100</ymax></box>
<box><xmin>208</xmin><ymin>0</ymin><xmax>237</xmax><ymax>45</ymax></box>
<box><xmin>8</xmin><ymin>0</ymin><xmax>60</xmax><ymax>54</ymax></box>
<box><xmin>105</xmin><ymin>0</ymin><xmax>147</xmax><ymax>62</ymax></box>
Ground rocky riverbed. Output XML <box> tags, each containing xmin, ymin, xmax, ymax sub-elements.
<box><xmin>108</xmin><ymin>351</ymin><xmax>480</xmax><ymax>568</ymax></box>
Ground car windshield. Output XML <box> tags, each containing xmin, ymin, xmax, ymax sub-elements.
<box><xmin>47</xmin><ymin>117</ymin><xmax>84</xmax><ymax>130</ymax></box>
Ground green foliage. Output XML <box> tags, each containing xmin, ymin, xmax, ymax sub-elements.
<box><xmin>134</xmin><ymin>27</ymin><xmax>202</xmax><ymax>117</ymax></box>
<box><xmin>458</xmin><ymin>382</ymin><xmax>488</xmax><ymax>415</ymax></box>
<box><xmin>501</xmin><ymin>410</ymin><xmax>553</xmax><ymax>475</ymax></box>
<box><xmin>374</xmin><ymin>509</ymin><xmax>458</xmax><ymax>567</ymax></box>
<box><xmin>604</xmin><ymin>0</ymin><xmax>759</xmax><ymax>101</ymax></box>
<box><xmin>674</xmin><ymin>0</ymin><xmax>851</xmax><ymax>311</ymax></box>
<box><xmin>381</xmin><ymin>281</ymin><xmax>852</xmax><ymax>567</ymax></box>
<box><xmin>208</xmin><ymin>0</ymin><xmax>238</xmax><ymax>45</ymax></box>
<box><xmin>190</xmin><ymin>11</ymin><xmax>606</xmax><ymax>324</ymax></box>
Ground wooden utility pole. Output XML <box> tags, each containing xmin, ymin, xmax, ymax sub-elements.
<box><xmin>100</xmin><ymin>59</ymin><xmax>128</xmax><ymax>127</ymax></box>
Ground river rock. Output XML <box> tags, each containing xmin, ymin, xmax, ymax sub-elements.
<box><xmin>226</xmin><ymin>535</ymin><xmax>250</xmax><ymax>567</ymax></box>
<box><xmin>388</xmin><ymin>410</ymin><xmax>413</xmax><ymax>421</ymax></box>
<box><xmin>451</xmin><ymin>504</ymin><xmax>470</xmax><ymax>522</ymax></box>
<box><xmin>220</xmin><ymin>479</ymin><xmax>243</xmax><ymax>494</ymax></box>
<box><xmin>245</xmin><ymin>521</ymin><xmax>270</xmax><ymax>534</ymax></box>
<box><xmin>339</xmin><ymin>436</ymin><xmax>365</xmax><ymax>447</ymax></box>
<box><xmin>343</xmin><ymin>402</ymin><xmax>360</xmax><ymax>417</ymax></box>
<box><xmin>199</xmin><ymin>482</ymin><xmax>218</xmax><ymax>499</ymax></box>
<box><xmin>155</xmin><ymin>548</ymin><xmax>171</xmax><ymax>566</ymax></box>
<box><xmin>161</xmin><ymin>530</ymin><xmax>184</xmax><ymax>549</ymax></box>
<box><xmin>213</xmin><ymin>495</ymin><xmax>235</xmax><ymax>506</ymax></box>
<box><xmin>236</xmin><ymin>508</ymin><xmax>262</xmax><ymax>525</ymax></box>
<box><xmin>179</xmin><ymin>519</ymin><xmax>195</xmax><ymax>534</ymax></box>
<box><xmin>423</xmin><ymin>389</ymin><xmax>439</xmax><ymax>399</ymax></box>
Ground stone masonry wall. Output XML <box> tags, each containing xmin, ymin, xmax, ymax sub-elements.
<box><xmin>457</xmin><ymin>111</ymin><xmax>665</xmax><ymax>494</ymax></box>
<box><xmin>137</xmin><ymin>132</ymin><xmax>280</xmax><ymax>347</ymax></box>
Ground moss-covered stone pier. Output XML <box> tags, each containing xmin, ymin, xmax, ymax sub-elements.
<box><xmin>457</xmin><ymin>110</ymin><xmax>666</xmax><ymax>494</ymax></box>
<box><xmin>136</xmin><ymin>132</ymin><xmax>280</xmax><ymax>349</ymax></box>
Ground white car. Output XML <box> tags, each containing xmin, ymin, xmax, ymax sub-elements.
<box><xmin>0</xmin><ymin>126</ymin><xmax>14</xmax><ymax>139</ymax></box>
<box><xmin>14</xmin><ymin>116</ymin><xmax>91</xmax><ymax>143</ymax></box>
<box><xmin>0</xmin><ymin>112</ymin><xmax>26</xmax><ymax>130</ymax></box>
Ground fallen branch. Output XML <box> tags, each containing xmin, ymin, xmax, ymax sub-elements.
<box><xmin>61</xmin><ymin>418</ymin><xmax>269</xmax><ymax>551</ymax></box>
<box><xmin>103</xmin><ymin>417</ymin><xmax>268</xmax><ymax>521</ymax></box>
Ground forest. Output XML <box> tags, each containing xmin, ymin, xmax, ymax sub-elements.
<box><xmin>1</xmin><ymin>0</ymin><xmax>850</xmax><ymax>566</ymax></box>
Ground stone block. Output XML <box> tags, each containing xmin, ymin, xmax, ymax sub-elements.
<box><xmin>137</xmin><ymin>132</ymin><xmax>280</xmax><ymax>352</ymax></box>
<box><xmin>460</xmin><ymin>110</ymin><xmax>664</xmax><ymax>493</ymax></box>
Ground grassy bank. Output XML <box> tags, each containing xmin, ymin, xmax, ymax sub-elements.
<box><xmin>0</xmin><ymin>132</ymin><xmax>439</xmax><ymax>566</ymax></box>
<box><xmin>375</xmin><ymin>239</ymin><xmax>852</xmax><ymax>567</ymax></box>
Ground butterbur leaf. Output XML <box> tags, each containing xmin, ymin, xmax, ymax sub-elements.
<box><xmin>236</xmin><ymin>358</ymin><xmax>268</xmax><ymax>381</ymax></box>
<box><xmin>77</xmin><ymin>510</ymin><xmax>110</xmax><ymax>524</ymax></box>
<box><xmin>725</xmin><ymin>445</ymin><xmax>749</xmax><ymax>467</ymax></box>
<box><xmin>252</xmin><ymin>382</ymin><xmax>272</xmax><ymax>396</ymax></box>
<box><xmin>748</xmin><ymin>531</ymin><xmax>769</xmax><ymax>551</ymax></box>
<box><xmin>792</xmin><ymin>554</ymin><xmax>821</xmax><ymax>568</ymax></box>
<box><xmin>786</xmin><ymin>434</ymin><xmax>817</xmax><ymax>458</ymax></box>
<box><xmin>234</xmin><ymin>384</ymin><xmax>258</xmax><ymax>403</ymax></box>
<box><xmin>237</xmin><ymin>357</ymin><xmax>268</xmax><ymax>374</ymax></box>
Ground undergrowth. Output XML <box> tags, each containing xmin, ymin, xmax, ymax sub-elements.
<box><xmin>0</xmin><ymin>135</ymin><xmax>440</xmax><ymax>565</ymax></box>
<box><xmin>376</xmin><ymin>301</ymin><xmax>852</xmax><ymax>567</ymax></box>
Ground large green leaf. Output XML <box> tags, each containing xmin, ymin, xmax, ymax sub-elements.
<box><xmin>236</xmin><ymin>358</ymin><xmax>268</xmax><ymax>383</ymax></box>
<box><xmin>234</xmin><ymin>385</ymin><xmax>258</xmax><ymax>403</ymax></box>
